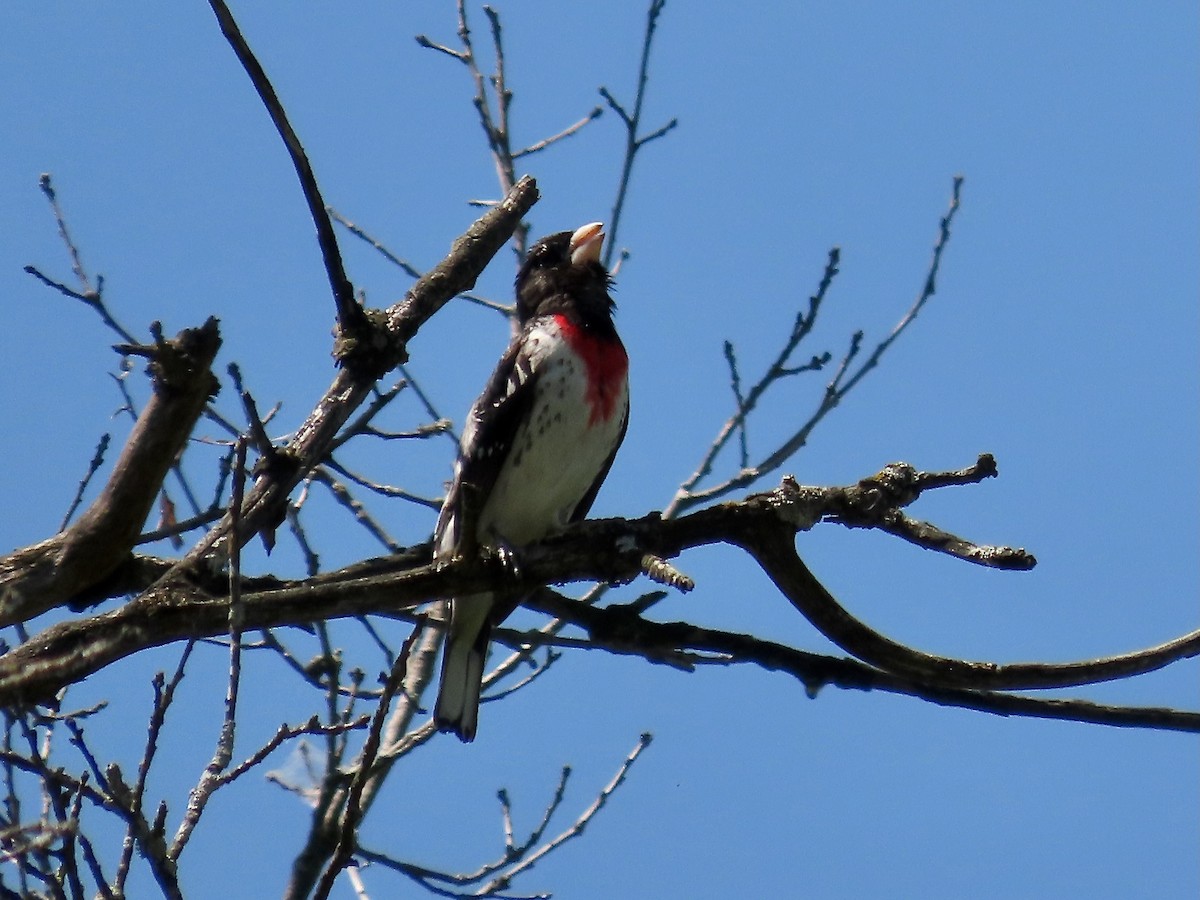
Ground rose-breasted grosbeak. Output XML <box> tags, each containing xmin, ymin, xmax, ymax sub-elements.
<box><xmin>433</xmin><ymin>222</ymin><xmax>629</xmax><ymax>742</ymax></box>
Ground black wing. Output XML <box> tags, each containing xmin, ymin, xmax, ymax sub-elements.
<box><xmin>434</xmin><ymin>325</ymin><xmax>540</xmax><ymax>557</ymax></box>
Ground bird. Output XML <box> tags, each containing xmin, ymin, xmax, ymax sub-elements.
<box><xmin>432</xmin><ymin>221</ymin><xmax>630</xmax><ymax>742</ymax></box>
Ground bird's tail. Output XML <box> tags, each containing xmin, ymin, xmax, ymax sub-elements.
<box><xmin>434</xmin><ymin>594</ymin><xmax>491</xmax><ymax>742</ymax></box>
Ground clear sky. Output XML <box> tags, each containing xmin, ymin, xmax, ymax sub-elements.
<box><xmin>2</xmin><ymin>3</ymin><xmax>1197</xmax><ymax>898</ymax></box>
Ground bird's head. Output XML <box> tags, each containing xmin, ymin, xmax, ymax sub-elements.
<box><xmin>515</xmin><ymin>222</ymin><xmax>614</xmax><ymax>325</ymax></box>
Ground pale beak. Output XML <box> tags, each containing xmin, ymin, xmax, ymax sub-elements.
<box><xmin>569</xmin><ymin>222</ymin><xmax>605</xmax><ymax>266</ymax></box>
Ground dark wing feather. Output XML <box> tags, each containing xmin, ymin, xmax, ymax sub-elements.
<box><xmin>434</xmin><ymin>328</ymin><xmax>540</xmax><ymax>556</ymax></box>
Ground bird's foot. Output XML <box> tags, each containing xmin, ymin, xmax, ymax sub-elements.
<box><xmin>485</xmin><ymin>540</ymin><xmax>523</xmax><ymax>581</ymax></box>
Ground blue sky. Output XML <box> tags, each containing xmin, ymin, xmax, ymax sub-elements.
<box><xmin>2</xmin><ymin>3</ymin><xmax>1197</xmax><ymax>898</ymax></box>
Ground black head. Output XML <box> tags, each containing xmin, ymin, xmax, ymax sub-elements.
<box><xmin>515</xmin><ymin>222</ymin><xmax>615</xmax><ymax>327</ymax></box>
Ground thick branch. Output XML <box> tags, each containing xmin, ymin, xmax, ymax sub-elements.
<box><xmin>522</xmin><ymin>592</ymin><xmax>1200</xmax><ymax>733</ymax></box>
<box><xmin>740</xmin><ymin>521</ymin><xmax>1192</xmax><ymax>693</ymax></box>
<box><xmin>0</xmin><ymin>319</ymin><xmax>221</xmax><ymax>626</ymax></box>
<box><xmin>2</xmin><ymin>464</ymin><xmax>1195</xmax><ymax>735</ymax></box>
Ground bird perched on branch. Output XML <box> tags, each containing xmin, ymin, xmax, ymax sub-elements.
<box><xmin>433</xmin><ymin>222</ymin><xmax>630</xmax><ymax>742</ymax></box>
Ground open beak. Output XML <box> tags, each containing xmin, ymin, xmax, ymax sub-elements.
<box><xmin>569</xmin><ymin>222</ymin><xmax>605</xmax><ymax>266</ymax></box>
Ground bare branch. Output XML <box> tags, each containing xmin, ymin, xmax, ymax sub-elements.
<box><xmin>398</xmin><ymin>364</ymin><xmax>462</xmax><ymax>446</ymax></box>
<box><xmin>168</xmin><ymin>440</ymin><xmax>248</xmax><ymax>862</ymax></box>
<box><xmin>285</xmin><ymin>620</ymin><xmax>441</xmax><ymax>899</ymax></box>
<box><xmin>670</xmin><ymin>177</ymin><xmax>965</xmax><ymax>515</ymax></box>
<box><xmin>311</xmin><ymin>627</ymin><xmax>420</xmax><ymax>900</ymax></box>
<box><xmin>413</xmin><ymin>34</ymin><xmax>467</xmax><ymax>63</ymax></box>
<box><xmin>525</xmin><ymin>590</ymin><xmax>1200</xmax><ymax>732</ymax></box>
<box><xmin>321</xmin><ymin>459</ymin><xmax>442</xmax><ymax>511</ymax></box>
<box><xmin>511</xmin><ymin>106</ymin><xmax>604</xmax><ymax>159</ymax></box>
<box><xmin>59</xmin><ymin>433</ymin><xmax>111</xmax><ymax>532</ymax></box>
<box><xmin>477</xmin><ymin>734</ymin><xmax>653</xmax><ymax>894</ymax></box>
<box><xmin>136</xmin><ymin>507</ymin><xmax>226</xmax><ymax>546</ymax></box>
<box><xmin>39</xmin><ymin>173</ymin><xmax>90</xmax><ymax>292</ymax></box>
<box><xmin>722</xmin><ymin>341</ymin><xmax>749</xmax><ymax>468</ymax></box>
<box><xmin>417</xmin><ymin>1</ymin><xmax>532</xmax><ymax>258</ymax></box>
<box><xmin>225</xmin><ymin>716</ymin><xmax>369</xmax><ymax>791</ymax></box>
<box><xmin>600</xmin><ymin>0</ymin><xmax>676</xmax><ymax>266</ymax></box>
<box><xmin>26</xmin><ymin>174</ymin><xmax>135</xmax><ymax>344</ymax></box>
<box><xmin>835</xmin><ymin>174</ymin><xmax>964</xmax><ymax>397</ymax></box>
<box><xmin>667</xmin><ymin>246</ymin><xmax>840</xmax><ymax>517</ymax></box>
<box><xmin>206</xmin><ymin>0</ymin><xmax>358</xmax><ymax>329</ymax></box>
<box><xmin>4</xmin><ymin>461</ymin><xmax>1194</xmax><ymax>735</ymax></box>
<box><xmin>227</xmin><ymin>364</ymin><xmax>276</xmax><ymax>461</ymax></box>
<box><xmin>308</xmin><ymin>467</ymin><xmax>404</xmax><ymax>551</ymax></box>
<box><xmin>327</xmin><ymin>209</ymin><xmax>511</xmax><ymax>316</ymax></box>
<box><xmin>0</xmin><ymin>319</ymin><xmax>221</xmax><ymax>626</ymax></box>
<box><xmin>330</xmin><ymin>379</ymin><xmax>408</xmax><ymax>448</ymax></box>
<box><xmin>113</xmin><ymin>647</ymin><xmax>192</xmax><ymax>896</ymax></box>
<box><xmin>352</xmin><ymin>739</ymin><xmax>651</xmax><ymax>899</ymax></box>
<box><xmin>825</xmin><ymin>458</ymin><xmax>1028</xmax><ymax>567</ymax></box>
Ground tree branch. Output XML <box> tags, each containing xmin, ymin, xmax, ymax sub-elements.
<box><xmin>206</xmin><ymin>0</ymin><xmax>359</xmax><ymax>331</ymax></box>
<box><xmin>600</xmin><ymin>0</ymin><xmax>676</xmax><ymax>267</ymax></box>
<box><xmin>522</xmin><ymin>591</ymin><xmax>1200</xmax><ymax>733</ymax></box>
<box><xmin>3</xmin><ymin>461</ymin><xmax>1195</xmax><ymax>734</ymax></box>
<box><xmin>670</xmin><ymin>177</ymin><xmax>965</xmax><ymax>516</ymax></box>
<box><xmin>311</xmin><ymin>628</ymin><xmax>420</xmax><ymax>900</ymax></box>
<box><xmin>0</xmin><ymin>319</ymin><xmax>221</xmax><ymax>626</ymax></box>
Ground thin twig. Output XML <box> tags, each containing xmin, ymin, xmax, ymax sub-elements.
<box><xmin>219</xmin><ymin>715</ymin><xmax>370</xmax><ymax>791</ymax></box>
<box><xmin>28</xmin><ymin>174</ymin><xmax>136</xmax><ymax>343</ymax></box>
<box><xmin>322</xmin><ymin>458</ymin><xmax>442</xmax><ymax>510</ymax></box>
<box><xmin>136</xmin><ymin>507</ymin><xmax>226</xmax><ymax>546</ymax></box>
<box><xmin>255</xmin><ymin>630</ymin><xmax>384</xmax><ymax>701</ymax></box>
<box><xmin>331</xmin><ymin>379</ymin><xmax>409</xmax><ymax>449</ymax></box>
<box><xmin>167</xmin><ymin>438</ymin><xmax>248</xmax><ymax>861</ymax></box>
<box><xmin>512</xmin><ymin>107</ymin><xmax>604</xmax><ymax>159</ymax></box>
<box><xmin>228</xmin><ymin>363</ymin><xmax>276</xmax><ymax>460</ymax></box>
<box><xmin>670</xmin><ymin>177</ymin><xmax>965</xmax><ymax>515</ymax></box>
<box><xmin>835</xmin><ymin>175</ymin><xmax>964</xmax><ymax>397</ymax></box>
<box><xmin>308</xmin><ymin>467</ymin><xmax>403</xmax><ymax>551</ymax></box>
<box><xmin>327</xmin><ymin>208</ymin><xmax>509</xmax><ymax>315</ymax></box>
<box><xmin>477</xmin><ymin>734</ymin><xmax>653</xmax><ymax>893</ymax></box>
<box><xmin>722</xmin><ymin>341</ymin><xmax>749</xmax><ymax>468</ymax></box>
<box><xmin>58</xmin><ymin>435</ymin><xmax>110</xmax><ymax>532</ymax></box>
<box><xmin>398</xmin><ymin>364</ymin><xmax>461</xmax><ymax>445</ymax></box>
<box><xmin>600</xmin><ymin>0</ymin><xmax>676</xmax><ymax>267</ymax></box>
<box><xmin>112</xmin><ymin>646</ymin><xmax>192</xmax><ymax>896</ymax></box>
<box><xmin>286</xmin><ymin>497</ymin><xmax>322</xmax><ymax>577</ymax></box>
<box><xmin>666</xmin><ymin>246</ymin><xmax>840</xmax><ymax>517</ymax></box>
<box><xmin>311</xmin><ymin>626</ymin><xmax>421</xmax><ymax>900</ymax></box>
<box><xmin>39</xmin><ymin>173</ymin><xmax>90</xmax><ymax>291</ymax></box>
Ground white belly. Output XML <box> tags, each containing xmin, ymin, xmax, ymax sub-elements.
<box><xmin>477</xmin><ymin>338</ymin><xmax>627</xmax><ymax>546</ymax></box>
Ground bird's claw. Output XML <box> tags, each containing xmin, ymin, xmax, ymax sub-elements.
<box><xmin>491</xmin><ymin>542</ymin><xmax>523</xmax><ymax>580</ymax></box>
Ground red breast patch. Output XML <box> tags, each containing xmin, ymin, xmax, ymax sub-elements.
<box><xmin>554</xmin><ymin>314</ymin><xmax>628</xmax><ymax>425</ymax></box>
